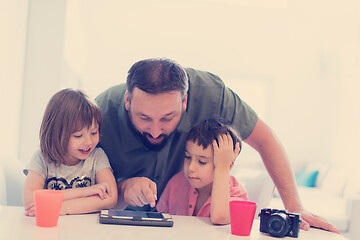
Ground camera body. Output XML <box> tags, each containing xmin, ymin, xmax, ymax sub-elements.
<box><xmin>259</xmin><ymin>208</ymin><xmax>301</xmax><ymax>238</ymax></box>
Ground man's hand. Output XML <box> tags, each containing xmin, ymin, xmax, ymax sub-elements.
<box><xmin>244</xmin><ymin>119</ymin><xmax>341</xmax><ymax>234</ymax></box>
<box><xmin>119</xmin><ymin>177</ymin><xmax>157</xmax><ymax>208</ymax></box>
<box><xmin>294</xmin><ymin>207</ymin><xmax>341</xmax><ymax>234</ymax></box>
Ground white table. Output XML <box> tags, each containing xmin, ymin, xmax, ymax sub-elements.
<box><xmin>0</xmin><ymin>206</ymin><xmax>348</xmax><ymax>240</ymax></box>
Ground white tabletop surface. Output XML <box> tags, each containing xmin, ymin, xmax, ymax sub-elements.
<box><xmin>0</xmin><ymin>206</ymin><xmax>348</xmax><ymax>240</ymax></box>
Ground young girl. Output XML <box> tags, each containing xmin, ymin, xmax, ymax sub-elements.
<box><xmin>156</xmin><ymin>117</ymin><xmax>248</xmax><ymax>225</ymax></box>
<box><xmin>22</xmin><ymin>88</ymin><xmax>118</xmax><ymax>216</ymax></box>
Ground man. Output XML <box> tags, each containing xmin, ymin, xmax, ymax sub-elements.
<box><xmin>95</xmin><ymin>58</ymin><xmax>339</xmax><ymax>233</ymax></box>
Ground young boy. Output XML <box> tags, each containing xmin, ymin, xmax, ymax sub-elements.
<box><xmin>156</xmin><ymin>117</ymin><xmax>247</xmax><ymax>225</ymax></box>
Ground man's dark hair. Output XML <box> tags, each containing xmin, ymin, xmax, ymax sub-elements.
<box><xmin>126</xmin><ymin>58</ymin><xmax>189</xmax><ymax>100</ymax></box>
<box><xmin>187</xmin><ymin>117</ymin><xmax>242</xmax><ymax>152</ymax></box>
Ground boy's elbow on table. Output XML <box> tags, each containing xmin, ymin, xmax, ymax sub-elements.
<box><xmin>210</xmin><ymin>212</ymin><xmax>230</xmax><ymax>225</ymax></box>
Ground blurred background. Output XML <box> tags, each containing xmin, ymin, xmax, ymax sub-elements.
<box><xmin>2</xmin><ymin>0</ymin><xmax>360</xmax><ymax>172</ymax></box>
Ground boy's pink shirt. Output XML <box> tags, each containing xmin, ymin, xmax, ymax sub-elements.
<box><xmin>156</xmin><ymin>171</ymin><xmax>248</xmax><ymax>217</ymax></box>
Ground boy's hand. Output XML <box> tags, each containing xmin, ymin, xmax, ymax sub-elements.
<box><xmin>212</xmin><ymin>133</ymin><xmax>240</xmax><ymax>170</ymax></box>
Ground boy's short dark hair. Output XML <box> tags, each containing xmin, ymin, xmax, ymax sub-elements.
<box><xmin>186</xmin><ymin>117</ymin><xmax>242</xmax><ymax>152</ymax></box>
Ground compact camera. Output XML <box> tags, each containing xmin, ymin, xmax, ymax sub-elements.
<box><xmin>259</xmin><ymin>208</ymin><xmax>301</xmax><ymax>238</ymax></box>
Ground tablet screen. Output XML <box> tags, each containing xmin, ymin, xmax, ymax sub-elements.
<box><xmin>108</xmin><ymin>210</ymin><xmax>163</xmax><ymax>219</ymax></box>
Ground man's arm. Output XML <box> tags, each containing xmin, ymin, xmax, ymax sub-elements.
<box><xmin>244</xmin><ymin>118</ymin><xmax>340</xmax><ymax>234</ymax></box>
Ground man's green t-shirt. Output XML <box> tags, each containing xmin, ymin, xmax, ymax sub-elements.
<box><xmin>95</xmin><ymin>68</ymin><xmax>258</xmax><ymax>209</ymax></box>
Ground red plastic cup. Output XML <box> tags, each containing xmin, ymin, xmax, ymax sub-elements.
<box><xmin>229</xmin><ymin>200</ymin><xmax>257</xmax><ymax>236</ymax></box>
<box><xmin>34</xmin><ymin>189</ymin><xmax>64</xmax><ymax>227</ymax></box>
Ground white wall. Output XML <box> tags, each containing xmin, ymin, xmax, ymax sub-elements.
<box><xmin>8</xmin><ymin>0</ymin><xmax>360</xmax><ymax>171</ymax></box>
<box><xmin>0</xmin><ymin>0</ymin><xmax>28</xmax><ymax>159</ymax></box>
<box><xmin>59</xmin><ymin>0</ymin><xmax>360</xmax><ymax>168</ymax></box>
<box><xmin>18</xmin><ymin>0</ymin><xmax>67</xmax><ymax>163</ymax></box>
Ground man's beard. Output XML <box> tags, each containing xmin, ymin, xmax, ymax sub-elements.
<box><xmin>127</xmin><ymin>112</ymin><xmax>170</xmax><ymax>151</ymax></box>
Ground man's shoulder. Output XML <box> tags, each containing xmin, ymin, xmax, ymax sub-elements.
<box><xmin>95</xmin><ymin>84</ymin><xmax>127</xmax><ymax>117</ymax></box>
<box><xmin>182</xmin><ymin>68</ymin><xmax>227</xmax><ymax>121</ymax></box>
<box><xmin>95</xmin><ymin>84</ymin><xmax>126</xmax><ymax>106</ymax></box>
<box><xmin>185</xmin><ymin>68</ymin><xmax>225</xmax><ymax>87</ymax></box>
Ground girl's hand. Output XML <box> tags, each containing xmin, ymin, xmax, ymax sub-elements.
<box><xmin>24</xmin><ymin>204</ymin><xmax>35</xmax><ymax>217</ymax></box>
<box><xmin>212</xmin><ymin>133</ymin><xmax>240</xmax><ymax>171</ymax></box>
<box><xmin>82</xmin><ymin>183</ymin><xmax>112</xmax><ymax>199</ymax></box>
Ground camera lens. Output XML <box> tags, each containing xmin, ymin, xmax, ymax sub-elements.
<box><xmin>266</xmin><ymin>213</ymin><xmax>292</xmax><ymax>238</ymax></box>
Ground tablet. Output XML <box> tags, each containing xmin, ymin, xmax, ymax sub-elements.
<box><xmin>99</xmin><ymin>209</ymin><xmax>174</xmax><ymax>227</ymax></box>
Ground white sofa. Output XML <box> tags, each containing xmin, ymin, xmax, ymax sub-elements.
<box><xmin>0</xmin><ymin>155</ymin><xmax>26</xmax><ymax>206</ymax></box>
<box><xmin>269</xmin><ymin>162</ymin><xmax>360</xmax><ymax>240</ymax></box>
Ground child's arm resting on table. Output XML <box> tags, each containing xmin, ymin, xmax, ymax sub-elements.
<box><xmin>60</xmin><ymin>167</ymin><xmax>118</xmax><ymax>215</ymax></box>
<box><xmin>22</xmin><ymin>168</ymin><xmax>118</xmax><ymax>216</ymax></box>
<box><xmin>22</xmin><ymin>170</ymin><xmax>46</xmax><ymax>216</ymax></box>
<box><xmin>210</xmin><ymin>134</ymin><xmax>241</xmax><ymax>225</ymax></box>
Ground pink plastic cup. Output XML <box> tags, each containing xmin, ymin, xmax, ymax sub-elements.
<box><xmin>34</xmin><ymin>189</ymin><xmax>64</xmax><ymax>227</ymax></box>
<box><xmin>229</xmin><ymin>200</ymin><xmax>257</xmax><ymax>236</ymax></box>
